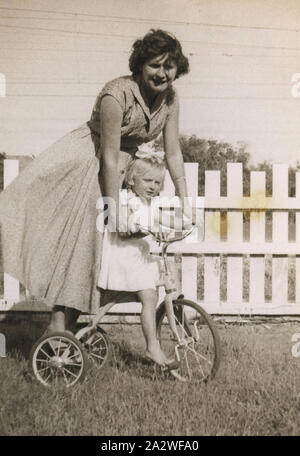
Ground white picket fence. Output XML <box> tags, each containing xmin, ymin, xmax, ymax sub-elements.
<box><xmin>1</xmin><ymin>156</ymin><xmax>300</xmax><ymax>315</ymax></box>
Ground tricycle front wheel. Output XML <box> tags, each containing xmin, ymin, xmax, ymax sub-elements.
<box><xmin>156</xmin><ymin>299</ymin><xmax>221</xmax><ymax>382</ymax></box>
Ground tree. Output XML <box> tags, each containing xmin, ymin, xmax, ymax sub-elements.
<box><xmin>154</xmin><ymin>134</ymin><xmax>250</xmax><ymax>195</ymax></box>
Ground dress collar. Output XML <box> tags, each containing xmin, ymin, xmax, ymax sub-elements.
<box><xmin>130</xmin><ymin>76</ymin><xmax>168</xmax><ymax>120</ymax></box>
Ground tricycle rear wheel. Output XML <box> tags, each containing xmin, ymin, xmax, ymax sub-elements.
<box><xmin>29</xmin><ymin>331</ymin><xmax>88</xmax><ymax>387</ymax></box>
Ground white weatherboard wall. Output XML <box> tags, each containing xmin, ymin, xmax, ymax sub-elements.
<box><xmin>0</xmin><ymin>157</ymin><xmax>300</xmax><ymax>315</ymax></box>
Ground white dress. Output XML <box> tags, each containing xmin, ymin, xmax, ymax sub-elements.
<box><xmin>98</xmin><ymin>190</ymin><xmax>161</xmax><ymax>291</ymax></box>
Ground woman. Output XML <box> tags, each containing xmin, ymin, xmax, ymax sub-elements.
<box><xmin>0</xmin><ymin>29</ymin><xmax>191</xmax><ymax>333</ymax></box>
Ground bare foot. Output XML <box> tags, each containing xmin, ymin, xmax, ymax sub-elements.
<box><xmin>146</xmin><ymin>345</ymin><xmax>171</xmax><ymax>366</ymax></box>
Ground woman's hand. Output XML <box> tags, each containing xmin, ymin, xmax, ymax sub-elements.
<box><xmin>182</xmin><ymin>200</ymin><xmax>198</xmax><ymax>227</ymax></box>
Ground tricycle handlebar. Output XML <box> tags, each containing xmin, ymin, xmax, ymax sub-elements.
<box><xmin>136</xmin><ymin>224</ymin><xmax>195</xmax><ymax>245</ymax></box>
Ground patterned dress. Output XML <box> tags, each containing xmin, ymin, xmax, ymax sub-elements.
<box><xmin>0</xmin><ymin>76</ymin><xmax>178</xmax><ymax>313</ymax></box>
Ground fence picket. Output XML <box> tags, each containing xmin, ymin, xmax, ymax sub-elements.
<box><xmin>295</xmin><ymin>257</ymin><xmax>300</xmax><ymax>305</ymax></box>
<box><xmin>227</xmin><ymin>256</ymin><xmax>243</xmax><ymax>306</ymax></box>
<box><xmin>250</xmin><ymin>171</ymin><xmax>266</xmax><ymax>243</ymax></box>
<box><xmin>272</xmin><ymin>256</ymin><xmax>288</xmax><ymax>306</ymax></box>
<box><xmin>204</xmin><ymin>256</ymin><xmax>220</xmax><ymax>312</ymax></box>
<box><xmin>181</xmin><ymin>256</ymin><xmax>198</xmax><ymax>301</ymax></box>
<box><xmin>227</xmin><ymin>208</ymin><xmax>243</xmax><ymax>310</ymax></box>
<box><xmin>249</xmin><ymin>256</ymin><xmax>265</xmax><ymax>308</ymax></box>
<box><xmin>205</xmin><ymin>170</ymin><xmax>220</xmax><ymax>244</ymax></box>
<box><xmin>272</xmin><ymin>164</ymin><xmax>288</xmax><ymax>204</ymax></box>
<box><xmin>227</xmin><ymin>163</ymin><xmax>243</xmax><ymax>201</ymax></box>
<box><xmin>296</xmin><ymin>212</ymin><xmax>300</xmax><ymax>244</ymax></box>
<box><xmin>205</xmin><ymin>170</ymin><xmax>220</xmax><ymax>200</ymax></box>
<box><xmin>296</xmin><ymin>172</ymin><xmax>300</xmax><ymax>200</ymax></box>
<box><xmin>273</xmin><ymin>213</ymin><xmax>289</xmax><ymax>244</ymax></box>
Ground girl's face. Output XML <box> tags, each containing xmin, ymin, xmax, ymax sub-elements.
<box><xmin>131</xmin><ymin>167</ymin><xmax>165</xmax><ymax>200</ymax></box>
<box><xmin>141</xmin><ymin>53</ymin><xmax>177</xmax><ymax>96</ymax></box>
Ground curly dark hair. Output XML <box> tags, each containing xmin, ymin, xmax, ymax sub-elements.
<box><xmin>129</xmin><ymin>29</ymin><xmax>189</xmax><ymax>79</ymax></box>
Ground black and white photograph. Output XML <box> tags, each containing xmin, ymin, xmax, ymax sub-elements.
<box><xmin>0</xmin><ymin>0</ymin><xmax>299</xmax><ymax>437</ymax></box>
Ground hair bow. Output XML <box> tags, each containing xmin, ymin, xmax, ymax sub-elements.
<box><xmin>135</xmin><ymin>148</ymin><xmax>165</xmax><ymax>165</ymax></box>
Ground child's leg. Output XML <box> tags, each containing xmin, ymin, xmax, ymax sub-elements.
<box><xmin>137</xmin><ymin>289</ymin><xmax>169</xmax><ymax>366</ymax></box>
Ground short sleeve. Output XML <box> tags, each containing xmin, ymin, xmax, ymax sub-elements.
<box><xmin>98</xmin><ymin>79</ymin><xmax>126</xmax><ymax>112</ymax></box>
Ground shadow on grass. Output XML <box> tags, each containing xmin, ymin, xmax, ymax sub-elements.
<box><xmin>108</xmin><ymin>339</ymin><xmax>176</xmax><ymax>382</ymax></box>
<box><xmin>0</xmin><ymin>318</ymin><xmax>176</xmax><ymax>383</ymax></box>
<box><xmin>0</xmin><ymin>315</ymin><xmax>47</xmax><ymax>360</ymax></box>
<box><xmin>76</xmin><ymin>323</ymin><xmax>162</xmax><ymax>380</ymax></box>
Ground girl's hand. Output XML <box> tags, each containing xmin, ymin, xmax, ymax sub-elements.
<box><xmin>117</xmin><ymin>218</ymin><xmax>132</xmax><ymax>238</ymax></box>
<box><xmin>117</xmin><ymin>212</ymin><xmax>141</xmax><ymax>238</ymax></box>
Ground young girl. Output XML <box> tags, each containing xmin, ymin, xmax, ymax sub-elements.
<box><xmin>98</xmin><ymin>150</ymin><xmax>180</xmax><ymax>367</ymax></box>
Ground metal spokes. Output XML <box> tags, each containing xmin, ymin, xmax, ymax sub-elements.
<box><xmin>157</xmin><ymin>300</ymin><xmax>220</xmax><ymax>382</ymax></box>
<box><xmin>79</xmin><ymin>327</ymin><xmax>110</xmax><ymax>367</ymax></box>
<box><xmin>30</xmin><ymin>333</ymin><xmax>87</xmax><ymax>387</ymax></box>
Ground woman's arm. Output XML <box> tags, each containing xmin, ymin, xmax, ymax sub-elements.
<box><xmin>163</xmin><ymin>97</ymin><xmax>188</xmax><ymax>200</ymax></box>
<box><xmin>163</xmin><ymin>96</ymin><xmax>194</xmax><ymax>224</ymax></box>
<box><xmin>99</xmin><ymin>95</ymin><xmax>123</xmax><ymax>232</ymax></box>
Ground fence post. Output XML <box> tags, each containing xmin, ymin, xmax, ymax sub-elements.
<box><xmin>3</xmin><ymin>159</ymin><xmax>20</xmax><ymax>304</ymax></box>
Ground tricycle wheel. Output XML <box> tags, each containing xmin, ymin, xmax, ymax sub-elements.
<box><xmin>29</xmin><ymin>331</ymin><xmax>88</xmax><ymax>387</ymax></box>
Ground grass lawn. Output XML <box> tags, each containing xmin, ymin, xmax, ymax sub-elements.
<box><xmin>0</xmin><ymin>316</ymin><xmax>299</xmax><ymax>436</ymax></box>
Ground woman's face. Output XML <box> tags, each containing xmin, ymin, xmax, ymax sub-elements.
<box><xmin>141</xmin><ymin>53</ymin><xmax>177</xmax><ymax>96</ymax></box>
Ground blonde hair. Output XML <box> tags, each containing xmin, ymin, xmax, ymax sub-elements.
<box><xmin>125</xmin><ymin>154</ymin><xmax>166</xmax><ymax>190</ymax></box>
